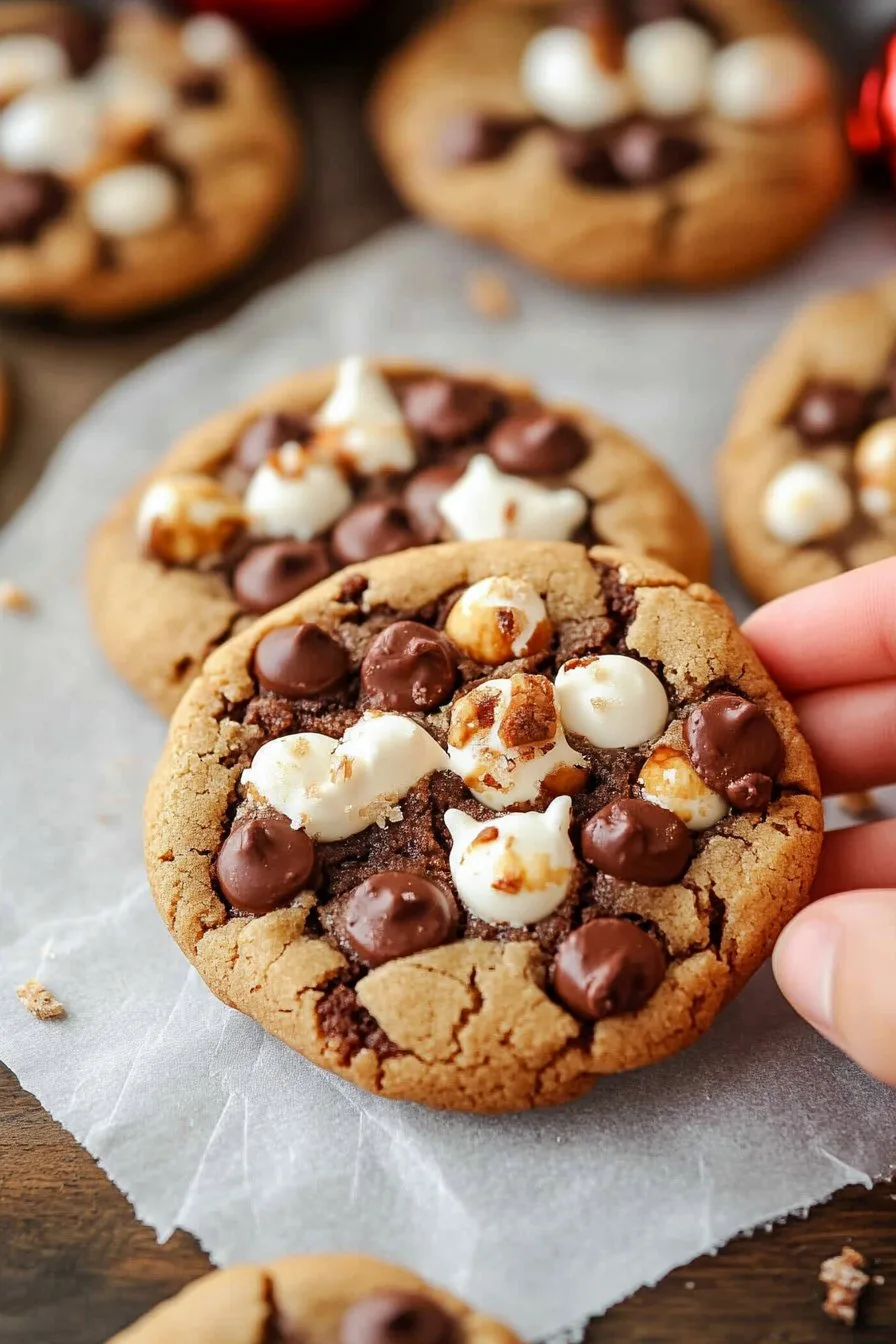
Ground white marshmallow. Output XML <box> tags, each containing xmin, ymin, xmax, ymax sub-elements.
<box><xmin>447</xmin><ymin>674</ymin><xmax>587</xmax><ymax>810</ymax></box>
<box><xmin>242</xmin><ymin>713</ymin><xmax>450</xmax><ymax>843</ymax></box>
<box><xmin>0</xmin><ymin>81</ymin><xmax>101</xmax><ymax>173</ymax></box>
<box><xmin>855</xmin><ymin>418</ymin><xmax>896</xmax><ymax>520</ymax></box>
<box><xmin>761</xmin><ymin>460</ymin><xmax>853</xmax><ymax>547</ymax></box>
<box><xmin>181</xmin><ymin>13</ymin><xmax>244</xmax><ymax>68</ymax></box>
<box><xmin>90</xmin><ymin>57</ymin><xmax>173</xmax><ymax>136</ymax></box>
<box><xmin>438</xmin><ymin>454</ymin><xmax>588</xmax><ymax>544</ymax></box>
<box><xmin>555</xmin><ymin>654</ymin><xmax>668</xmax><ymax>749</ymax></box>
<box><xmin>626</xmin><ymin>19</ymin><xmax>714</xmax><ymax>118</ymax></box>
<box><xmin>639</xmin><ymin>745</ymin><xmax>728</xmax><ymax>832</ymax></box>
<box><xmin>709</xmin><ymin>36</ymin><xmax>829</xmax><ymax>125</ymax></box>
<box><xmin>0</xmin><ymin>35</ymin><xmax>68</xmax><ymax>101</ymax></box>
<box><xmin>314</xmin><ymin>356</ymin><xmax>416</xmax><ymax>475</ymax></box>
<box><xmin>520</xmin><ymin>26</ymin><xmax>636</xmax><ymax>130</ymax></box>
<box><xmin>85</xmin><ymin>164</ymin><xmax>180</xmax><ymax>238</ymax></box>
<box><xmin>245</xmin><ymin>444</ymin><xmax>353</xmax><ymax>541</ymax></box>
<box><xmin>445</xmin><ymin>797</ymin><xmax>576</xmax><ymax>927</ymax></box>
<box><xmin>137</xmin><ymin>474</ymin><xmax>246</xmax><ymax>564</ymax></box>
<box><xmin>444</xmin><ymin>575</ymin><xmax>552</xmax><ymax>665</ymax></box>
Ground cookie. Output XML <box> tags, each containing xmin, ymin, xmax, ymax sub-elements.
<box><xmin>369</xmin><ymin>0</ymin><xmax>850</xmax><ymax>289</ymax></box>
<box><xmin>144</xmin><ymin>539</ymin><xmax>822</xmax><ymax>1113</ymax></box>
<box><xmin>719</xmin><ymin>274</ymin><xmax>896</xmax><ymax>604</ymax></box>
<box><xmin>108</xmin><ymin>1252</ymin><xmax>518</xmax><ymax>1344</ymax></box>
<box><xmin>0</xmin><ymin>3</ymin><xmax>299</xmax><ymax>319</ymax></box>
<box><xmin>88</xmin><ymin>357</ymin><xmax>710</xmax><ymax>716</ymax></box>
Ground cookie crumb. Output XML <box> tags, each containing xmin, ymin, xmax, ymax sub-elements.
<box><xmin>0</xmin><ymin>580</ymin><xmax>32</xmax><ymax>613</ymax></box>
<box><xmin>16</xmin><ymin>979</ymin><xmax>66</xmax><ymax>1021</ymax></box>
<box><xmin>819</xmin><ymin>1246</ymin><xmax>869</xmax><ymax>1327</ymax></box>
<box><xmin>873</xmin><ymin>1274</ymin><xmax>885</xmax><ymax>1287</ymax></box>
<box><xmin>683</xmin><ymin>1280</ymin><xmax>695</xmax><ymax>1291</ymax></box>
<box><xmin>466</xmin><ymin>269</ymin><xmax>516</xmax><ymax>321</ymax></box>
<box><xmin>840</xmin><ymin>790</ymin><xmax>883</xmax><ymax>820</ymax></box>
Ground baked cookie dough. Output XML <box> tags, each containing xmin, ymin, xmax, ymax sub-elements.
<box><xmin>720</xmin><ymin>274</ymin><xmax>896</xmax><ymax>604</ymax></box>
<box><xmin>0</xmin><ymin>3</ymin><xmax>299</xmax><ymax>319</ymax></box>
<box><xmin>88</xmin><ymin>357</ymin><xmax>710</xmax><ymax>716</ymax></box>
<box><xmin>370</xmin><ymin>0</ymin><xmax>850</xmax><ymax>289</ymax></box>
<box><xmin>144</xmin><ymin>539</ymin><xmax>822</xmax><ymax>1113</ymax></box>
<box><xmin>109</xmin><ymin>1253</ymin><xmax>517</xmax><ymax>1344</ymax></box>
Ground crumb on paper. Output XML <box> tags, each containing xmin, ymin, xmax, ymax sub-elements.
<box><xmin>819</xmin><ymin>1246</ymin><xmax>870</xmax><ymax>1327</ymax></box>
<box><xmin>873</xmin><ymin>1275</ymin><xmax>885</xmax><ymax>1287</ymax></box>
<box><xmin>466</xmin><ymin>269</ymin><xmax>517</xmax><ymax>321</ymax></box>
<box><xmin>840</xmin><ymin>791</ymin><xmax>883</xmax><ymax>820</ymax></box>
<box><xmin>683</xmin><ymin>1280</ymin><xmax>695</xmax><ymax>1291</ymax></box>
<box><xmin>16</xmin><ymin>979</ymin><xmax>66</xmax><ymax>1020</ymax></box>
<box><xmin>0</xmin><ymin>580</ymin><xmax>32</xmax><ymax>613</ymax></box>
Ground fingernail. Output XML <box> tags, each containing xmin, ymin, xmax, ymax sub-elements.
<box><xmin>774</xmin><ymin>916</ymin><xmax>840</xmax><ymax>1031</ymax></box>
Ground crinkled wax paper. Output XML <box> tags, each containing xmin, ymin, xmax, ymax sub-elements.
<box><xmin>1</xmin><ymin>214</ymin><xmax>896</xmax><ymax>1339</ymax></box>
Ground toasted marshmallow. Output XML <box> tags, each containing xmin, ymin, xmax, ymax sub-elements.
<box><xmin>709</xmin><ymin>36</ymin><xmax>829</xmax><ymax>125</ymax></box>
<box><xmin>438</xmin><ymin>454</ymin><xmax>588</xmax><ymax>543</ymax></box>
<box><xmin>91</xmin><ymin>57</ymin><xmax>173</xmax><ymax>144</ymax></box>
<box><xmin>0</xmin><ymin>35</ymin><xmax>68</xmax><ymax>101</ymax></box>
<box><xmin>445</xmin><ymin>796</ymin><xmax>575</xmax><ymax>926</ymax></box>
<box><xmin>856</xmin><ymin>418</ymin><xmax>896</xmax><ymax>519</ymax></box>
<box><xmin>520</xmin><ymin>26</ymin><xmax>636</xmax><ymax>129</ymax></box>
<box><xmin>555</xmin><ymin>654</ymin><xmax>668</xmax><ymax>749</ymax></box>
<box><xmin>181</xmin><ymin>13</ymin><xmax>244</xmax><ymax>68</ymax></box>
<box><xmin>447</xmin><ymin>673</ymin><xmax>587</xmax><ymax>809</ymax></box>
<box><xmin>761</xmin><ymin>460</ymin><xmax>853</xmax><ymax>546</ymax></box>
<box><xmin>626</xmin><ymin>19</ymin><xmax>714</xmax><ymax>118</ymax></box>
<box><xmin>85</xmin><ymin>164</ymin><xmax>180</xmax><ymax>238</ymax></box>
<box><xmin>444</xmin><ymin>575</ymin><xmax>552</xmax><ymax>665</ymax></box>
<box><xmin>242</xmin><ymin>713</ymin><xmax>450</xmax><ymax>843</ymax></box>
<box><xmin>245</xmin><ymin>443</ymin><xmax>353</xmax><ymax>541</ymax></box>
<box><xmin>314</xmin><ymin>357</ymin><xmax>416</xmax><ymax>475</ymax></box>
<box><xmin>639</xmin><ymin>745</ymin><xmax>728</xmax><ymax>831</ymax></box>
<box><xmin>0</xmin><ymin>81</ymin><xmax>101</xmax><ymax>173</ymax></box>
<box><xmin>137</xmin><ymin>474</ymin><xmax>246</xmax><ymax>565</ymax></box>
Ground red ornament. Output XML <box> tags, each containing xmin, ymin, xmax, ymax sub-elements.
<box><xmin>848</xmin><ymin>29</ymin><xmax>896</xmax><ymax>175</ymax></box>
<box><xmin>180</xmin><ymin>0</ymin><xmax>368</xmax><ymax>31</ymax></box>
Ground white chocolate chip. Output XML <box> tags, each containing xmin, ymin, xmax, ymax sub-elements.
<box><xmin>181</xmin><ymin>13</ymin><xmax>244</xmax><ymax>68</ymax></box>
<box><xmin>313</xmin><ymin>356</ymin><xmax>416</xmax><ymax>475</ymax></box>
<box><xmin>445</xmin><ymin>796</ymin><xmax>575</xmax><ymax>927</ymax></box>
<box><xmin>242</xmin><ymin>713</ymin><xmax>450</xmax><ymax>843</ymax></box>
<box><xmin>639</xmin><ymin>745</ymin><xmax>728</xmax><ymax>831</ymax></box>
<box><xmin>761</xmin><ymin>460</ymin><xmax>853</xmax><ymax>546</ymax></box>
<box><xmin>626</xmin><ymin>19</ymin><xmax>714</xmax><ymax>118</ymax></box>
<box><xmin>0</xmin><ymin>81</ymin><xmax>101</xmax><ymax>173</ymax></box>
<box><xmin>555</xmin><ymin>654</ymin><xmax>669</xmax><ymax>749</ymax></box>
<box><xmin>137</xmin><ymin>474</ymin><xmax>246</xmax><ymax>565</ymax></box>
<box><xmin>709</xmin><ymin>36</ymin><xmax>829</xmax><ymax>125</ymax></box>
<box><xmin>90</xmin><ymin>57</ymin><xmax>174</xmax><ymax>140</ymax></box>
<box><xmin>520</xmin><ymin>26</ymin><xmax>637</xmax><ymax>130</ymax></box>
<box><xmin>444</xmin><ymin>575</ymin><xmax>552</xmax><ymax>665</ymax></box>
<box><xmin>0</xmin><ymin>35</ymin><xmax>68</xmax><ymax>101</ymax></box>
<box><xmin>447</xmin><ymin>673</ymin><xmax>588</xmax><ymax>810</ymax></box>
<box><xmin>85</xmin><ymin>164</ymin><xmax>181</xmax><ymax>238</ymax></box>
<box><xmin>438</xmin><ymin>454</ymin><xmax>588</xmax><ymax>543</ymax></box>
<box><xmin>245</xmin><ymin>444</ymin><xmax>353</xmax><ymax>541</ymax></box>
<box><xmin>855</xmin><ymin>418</ymin><xmax>896</xmax><ymax>519</ymax></box>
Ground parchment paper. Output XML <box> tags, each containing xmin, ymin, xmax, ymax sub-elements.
<box><xmin>2</xmin><ymin>213</ymin><xmax>896</xmax><ymax>1339</ymax></box>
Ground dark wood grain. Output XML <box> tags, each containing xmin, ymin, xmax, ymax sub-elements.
<box><xmin>0</xmin><ymin>3</ymin><xmax>894</xmax><ymax>1341</ymax></box>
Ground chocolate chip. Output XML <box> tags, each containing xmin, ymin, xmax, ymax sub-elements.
<box><xmin>400</xmin><ymin>377</ymin><xmax>502</xmax><ymax>443</ymax></box>
<box><xmin>609</xmin><ymin>119</ymin><xmax>703</xmax><ymax>187</ymax></box>
<box><xmin>233</xmin><ymin>412</ymin><xmax>311</xmax><ymax>473</ymax></box>
<box><xmin>0</xmin><ymin>172</ymin><xmax>68</xmax><ymax>245</ymax></box>
<box><xmin>178</xmin><ymin>72</ymin><xmax>224</xmax><ymax>107</ymax></box>
<box><xmin>39</xmin><ymin>9</ymin><xmax>104</xmax><ymax>75</ymax></box>
<box><xmin>625</xmin><ymin>0</ymin><xmax>686</xmax><ymax>23</ymax></box>
<box><xmin>439</xmin><ymin>113</ymin><xmax>528</xmax><ymax>166</ymax></box>
<box><xmin>684</xmin><ymin>693</ymin><xmax>784</xmax><ymax>810</ymax></box>
<box><xmin>488</xmin><ymin>412</ymin><xmax>589</xmax><ymax>477</ymax></box>
<box><xmin>330</xmin><ymin>500</ymin><xmax>416</xmax><ymax>566</ymax></box>
<box><xmin>254</xmin><ymin>623</ymin><xmax>349</xmax><ymax>698</ymax></box>
<box><xmin>582</xmin><ymin>798</ymin><xmax>691</xmax><ymax>885</ymax></box>
<box><xmin>343</xmin><ymin>872</ymin><xmax>458</xmax><ymax>967</ymax></box>
<box><xmin>553</xmin><ymin>919</ymin><xmax>666</xmax><ymax>1021</ymax></box>
<box><xmin>216</xmin><ymin>817</ymin><xmax>314</xmax><ymax>914</ymax></box>
<box><xmin>864</xmin><ymin>385</ymin><xmax>895</xmax><ymax>426</ymax></box>
<box><xmin>553</xmin><ymin>130</ymin><xmax>620</xmax><ymax>188</ymax></box>
<box><xmin>233</xmin><ymin>541</ymin><xmax>331</xmax><ymax>614</ymax></box>
<box><xmin>790</xmin><ymin>381</ymin><xmax>867</xmax><ymax>446</ymax></box>
<box><xmin>361</xmin><ymin>621</ymin><xmax>457</xmax><ymax>712</ymax></box>
<box><xmin>341</xmin><ymin>1293</ymin><xmax>457</xmax><ymax>1344</ymax></box>
<box><xmin>402</xmin><ymin>464</ymin><xmax>464</xmax><ymax>543</ymax></box>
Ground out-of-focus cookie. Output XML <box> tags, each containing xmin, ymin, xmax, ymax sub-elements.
<box><xmin>370</xmin><ymin>0</ymin><xmax>850</xmax><ymax>288</ymax></box>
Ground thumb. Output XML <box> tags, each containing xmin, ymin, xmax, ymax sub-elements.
<box><xmin>773</xmin><ymin>890</ymin><xmax>896</xmax><ymax>1086</ymax></box>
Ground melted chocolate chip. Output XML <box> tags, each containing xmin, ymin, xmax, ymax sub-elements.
<box><xmin>254</xmin><ymin>623</ymin><xmax>349</xmax><ymax>698</ymax></box>
<box><xmin>0</xmin><ymin>172</ymin><xmax>68</xmax><ymax>244</ymax></box>
<box><xmin>233</xmin><ymin>412</ymin><xmax>311</xmax><ymax>473</ymax></box>
<box><xmin>488</xmin><ymin>412</ymin><xmax>589</xmax><ymax>477</ymax></box>
<box><xmin>402</xmin><ymin>464</ymin><xmax>464</xmax><ymax>543</ymax></box>
<box><xmin>361</xmin><ymin>621</ymin><xmax>457</xmax><ymax>712</ymax></box>
<box><xmin>400</xmin><ymin>377</ymin><xmax>502</xmax><ymax>443</ymax></box>
<box><xmin>330</xmin><ymin>501</ymin><xmax>417</xmax><ymax>566</ymax></box>
<box><xmin>553</xmin><ymin>130</ymin><xmax>620</xmax><ymax>188</ymax></box>
<box><xmin>609</xmin><ymin>119</ymin><xmax>703</xmax><ymax>187</ymax></box>
<box><xmin>178</xmin><ymin>72</ymin><xmax>224</xmax><ymax>107</ymax></box>
<box><xmin>216</xmin><ymin>817</ymin><xmax>314</xmax><ymax>914</ymax></box>
<box><xmin>684</xmin><ymin>693</ymin><xmax>784</xmax><ymax>810</ymax></box>
<box><xmin>625</xmin><ymin>0</ymin><xmax>686</xmax><ymax>23</ymax></box>
<box><xmin>582</xmin><ymin>798</ymin><xmax>691</xmax><ymax>885</ymax></box>
<box><xmin>343</xmin><ymin>872</ymin><xmax>458</xmax><ymax>967</ymax></box>
<box><xmin>234</xmin><ymin>541</ymin><xmax>331</xmax><ymax>614</ymax></box>
<box><xmin>553</xmin><ymin>919</ymin><xmax>666</xmax><ymax>1020</ymax></box>
<box><xmin>40</xmin><ymin>9</ymin><xmax>104</xmax><ymax>75</ymax></box>
<box><xmin>341</xmin><ymin>1294</ymin><xmax>457</xmax><ymax>1344</ymax></box>
<box><xmin>790</xmin><ymin>381</ymin><xmax>867</xmax><ymax>446</ymax></box>
<box><xmin>440</xmin><ymin>113</ymin><xmax>530</xmax><ymax>166</ymax></box>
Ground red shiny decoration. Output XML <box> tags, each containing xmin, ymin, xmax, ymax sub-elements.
<box><xmin>180</xmin><ymin>0</ymin><xmax>368</xmax><ymax>31</ymax></box>
<box><xmin>848</xmin><ymin>31</ymin><xmax>896</xmax><ymax>179</ymax></box>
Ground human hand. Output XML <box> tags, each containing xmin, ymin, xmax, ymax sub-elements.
<box><xmin>743</xmin><ymin>558</ymin><xmax>896</xmax><ymax>1085</ymax></box>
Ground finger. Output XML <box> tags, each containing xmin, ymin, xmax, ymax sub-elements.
<box><xmin>791</xmin><ymin>680</ymin><xmax>896</xmax><ymax>795</ymax></box>
<box><xmin>743</xmin><ymin>557</ymin><xmax>896</xmax><ymax>694</ymax></box>
<box><xmin>773</xmin><ymin>889</ymin><xmax>896</xmax><ymax>1086</ymax></box>
<box><xmin>813</xmin><ymin>817</ymin><xmax>896</xmax><ymax>900</ymax></box>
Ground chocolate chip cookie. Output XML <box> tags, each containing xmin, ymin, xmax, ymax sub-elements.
<box><xmin>719</xmin><ymin>274</ymin><xmax>896</xmax><ymax>603</ymax></box>
<box><xmin>144</xmin><ymin>539</ymin><xmax>822</xmax><ymax>1113</ymax></box>
<box><xmin>109</xmin><ymin>1252</ymin><xmax>517</xmax><ymax>1344</ymax></box>
<box><xmin>370</xmin><ymin>0</ymin><xmax>850</xmax><ymax>289</ymax></box>
<box><xmin>88</xmin><ymin>358</ymin><xmax>710</xmax><ymax>716</ymax></box>
<box><xmin>0</xmin><ymin>3</ymin><xmax>299</xmax><ymax>318</ymax></box>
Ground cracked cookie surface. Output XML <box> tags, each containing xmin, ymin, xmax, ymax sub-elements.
<box><xmin>88</xmin><ymin>358</ymin><xmax>709</xmax><ymax>716</ymax></box>
<box><xmin>145</xmin><ymin>540</ymin><xmax>822</xmax><ymax>1113</ymax></box>
<box><xmin>369</xmin><ymin>0</ymin><xmax>849</xmax><ymax>289</ymax></box>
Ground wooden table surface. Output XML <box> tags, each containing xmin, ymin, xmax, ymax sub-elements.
<box><xmin>0</xmin><ymin>4</ymin><xmax>894</xmax><ymax>1341</ymax></box>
